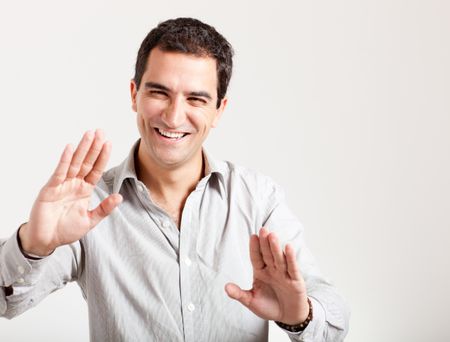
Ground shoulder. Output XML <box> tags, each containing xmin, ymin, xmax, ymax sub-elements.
<box><xmin>221</xmin><ymin>160</ymin><xmax>283</xmax><ymax>201</ymax></box>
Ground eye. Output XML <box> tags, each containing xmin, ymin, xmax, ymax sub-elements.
<box><xmin>188</xmin><ymin>97</ymin><xmax>207</xmax><ymax>105</ymax></box>
<box><xmin>149</xmin><ymin>90</ymin><xmax>168</xmax><ymax>99</ymax></box>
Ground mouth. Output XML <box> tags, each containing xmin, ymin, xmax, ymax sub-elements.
<box><xmin>154</xmin><ymin>128</ymin><xmax>189</xmax><ymax>140</ymax></box>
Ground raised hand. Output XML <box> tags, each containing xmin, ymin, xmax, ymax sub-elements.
<box><xmin>19</xmin><ymin>130</ymin><xmax>122</xmax><ymax>256</ymax></box>
<box><xmin>225</xmin><ymin>227</ymin><xmax>310</xmax><ymax>325</ymax></box>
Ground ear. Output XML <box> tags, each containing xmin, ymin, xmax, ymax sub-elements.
<box><xmin>211</xmin><ymin>97</ymin><xmax>227</xmax><ymax>128</ymax></box>
<box><xmin>130</xmin><ymin>79</ymin><xmax>138</xmax><ymax>112</ymax></box>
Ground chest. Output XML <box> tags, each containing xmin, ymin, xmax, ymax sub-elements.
<box><xmin>150</xmin><ymin>195</ymin><xmax>183</xmax><ymax>228</ymax></box>
<box><xmin>82</xmin><ymin>180</ymin><xmax>269</xmax><ymax>340</ymax></box>
<box><xmin>85</xmin><ymin>181</ymin><xmax>262</xmax><ymax>285</ymax></box>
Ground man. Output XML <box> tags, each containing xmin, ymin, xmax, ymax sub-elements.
<box><xmin>0</xmin><ymin>18</ymin><xmax>349</xmax><ymax>341</ymax></box>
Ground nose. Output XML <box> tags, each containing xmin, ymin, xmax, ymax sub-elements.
<box><xmin>162</xmin><ymin>97</ymin><xmax>186</xmax><ymax>129</ymax></box>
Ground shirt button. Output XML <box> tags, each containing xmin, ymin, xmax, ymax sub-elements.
<box><xmin>138</xmin><ymin>184</ymin><xmax>147</xmax><ymax>193</ymax></box>
<box><xmin>17</xmin><ymin>278</ymin><xmax>24</xmax><ymax>284</ymax></box>
<box><xmin>17</xmin><ymin>266</ymin><xmax>24</xmax><ymax>274</ymax></box>
<box><xmin>184</xmin><ymin>257</ymin><xmax>192</xmax><ymax>266</ymax></box>
<box><xmin>187</xmin><ymin>303</ymin><xmax>195</xmax><ymax>312</ymax></box>
<box><xmin>161</xmin><ymin>220</ymin><xmax>171</xmax><ymax>229</ymax></box>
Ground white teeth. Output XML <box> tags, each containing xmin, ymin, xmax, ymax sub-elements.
<box><xmin>157</xmin><ymin>128</ymin><xmax>186</xmax><ymax>139</ymax></box>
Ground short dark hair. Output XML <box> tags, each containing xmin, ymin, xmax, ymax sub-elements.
<box><xmin>134</xmin><ymin>18</ymin><xmax>234</xmax><ymax>108</ymax></box>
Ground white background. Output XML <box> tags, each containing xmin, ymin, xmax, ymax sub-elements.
<box><xmin>0</xmin><ymin>1</ymin><xmax>449</xmax><ymax>341</ymax></box>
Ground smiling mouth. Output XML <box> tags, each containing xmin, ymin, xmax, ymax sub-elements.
<box><xmin>155</xmin><ymin>128</ymin><xmax>189</xmax><ymax>140</ymax></box>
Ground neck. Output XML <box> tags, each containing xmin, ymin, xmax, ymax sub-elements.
<box><xmin>135</xmin><ymin>143</ymin><xmax>204</xmax><ymax>201</ymax></box>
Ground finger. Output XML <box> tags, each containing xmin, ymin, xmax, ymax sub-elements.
<box><xmin>84</xmin><ymin>141</ymin><xmax>112</xmax><ymax>185</ymax></box>
<box><xmin>88</xmin><ymin>193</ymin><xmax>123</xmax><ymax>227</ymax></box>
<box><xmin>268</xmin><ymin>232</ymin><xmax>286</xmax><ymax>272</ymax></box>
<box><xmin>224</xmin><ymin>283</ymin><xmax>252</xmax><ymax>308</ymax></box>
<box><xmin>259</xmin><ymin>227</ymin><xmax>275</xmax><ymax>268</ymax></box>
<box><xmin>285</xmin><ymin>243</ymin><xmax>301</xmax><ymax>281</ymax></box>
<box><xmin>46</xmin><ymin>144</ymin><xmax>74</xmax><ymax>187</ymax></box>
<box><xmin>249</xmin><ymin>234</ymin><xmax>265</xmax><ymax>270</ymax></box>
<box><xmin>66</xmin><ymin>131</ymin><xmax>95</xmax><ymax>179</ymax></box>
<box><xmin>77</xmin><ymin>129</ymin><xmax>105</xmax><ymax>179</ymax></box>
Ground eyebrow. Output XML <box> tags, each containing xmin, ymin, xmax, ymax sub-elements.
<box><xmin>144</xmin><ymin>82</ymin><xmax>170</xmax><ymax>92</ymax></box>
<box><xmin>144</xmin><ymin>82</ymin><xmax>212</xmax><ymax>101</ymax></box>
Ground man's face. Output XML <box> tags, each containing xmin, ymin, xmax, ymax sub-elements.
<box><xmin>130</xmin><ymin>48</ymin><xmax>226</xmax><ymax>170</ymax></box>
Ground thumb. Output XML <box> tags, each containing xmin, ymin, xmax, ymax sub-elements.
<box><xmin>88</xmin><ymin>194</ymin><xmax>123</xmax><ymax>227</ymax></box>
<box><xmin>225</xmin><ymin>283</ymin><xmax>253</xmax><ymax>308</ymax></box>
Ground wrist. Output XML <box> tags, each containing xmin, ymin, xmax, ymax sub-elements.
<box><xmin>281</xmin><ymin>295</ymin><xmax>310</xmax><ymax>325</ymax></box>
<box><xmin>276</xmin><ymin>297</ymin><xmax>313</xmax><ymax>333</ymax></box>
<box><xmin>18</xmin><ymin>223</ymin><xmax>54</xmax><ymax>257</ymax></box>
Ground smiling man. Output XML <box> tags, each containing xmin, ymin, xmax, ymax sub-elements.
<box><xmin>131</xmin><ymin>47</ymin><xmax>225</xmax><ymax>227</ymax></box>
<box><xmin>0</xmin><ymin>18</ymin><xmax>349</xmax><ymax>341</ymax></box>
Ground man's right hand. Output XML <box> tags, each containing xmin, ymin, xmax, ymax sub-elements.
<box><xmin>19</xmin><ymin>130</ymin><xmax>123</xmax><ymax>257</ymax></box>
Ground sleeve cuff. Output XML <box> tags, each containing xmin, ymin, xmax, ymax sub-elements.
<box><xmin>0</xmin><ymin>228</ymin><xmax>48</xmax><ymax>287</ymax></box>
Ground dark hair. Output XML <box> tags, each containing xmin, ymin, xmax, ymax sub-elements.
<box><xmin>133</xmin><ymin>18</ymin><xmax>234</xmax><ymax>108</ymax></box>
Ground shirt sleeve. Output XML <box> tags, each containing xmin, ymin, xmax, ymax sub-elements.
<box><xmin>260</xmin><ymin>180</ymin><xmax>350</xmax><ymax>342</ymax></box>
<box><xmin>0</xmin><ymin>228</ymin><xmax>82</xmax><ymax>319</ymax></box>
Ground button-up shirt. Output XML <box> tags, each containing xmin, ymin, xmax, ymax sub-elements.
<box><xmin>0</xmin><ymin>141</ymin><xmax>349</xmax><ymax>341</ymax></box>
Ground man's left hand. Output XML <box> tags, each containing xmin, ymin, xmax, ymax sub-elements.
<box><xmin>225</xmin><ymin>227</ymin><xmax>310</xmax><ymax>325</ymax></box>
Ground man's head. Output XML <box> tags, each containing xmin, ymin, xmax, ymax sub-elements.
<box><xmin>130</xmin><ymin>18</ymin><xmax>234</xmax><ymax>171</ymax></box>
<box><xmin>133</xmin><ymin>17</ymin><xmax>234</xmax><ymax>109</ymax></box>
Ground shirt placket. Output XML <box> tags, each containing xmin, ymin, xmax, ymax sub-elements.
<box><xmin>178</xmin><ymin>179</ymin><xmax>207</xmax><ymax>342</ymax></box>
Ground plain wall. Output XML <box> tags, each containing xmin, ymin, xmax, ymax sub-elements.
<box><xmin>0</xmin><ymin>1</ymin><xmax>449</xmax><ymax>341</ymax></box>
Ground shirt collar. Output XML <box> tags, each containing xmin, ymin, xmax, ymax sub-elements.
<box><xmin>112</xmin><ymin>139</ymin><xmax>227</xmax><ymax>194</ymax></box>
<box><xmin>112</xmin><ymin>140</ymin><xmax>140</xmax><ymax>194</ymax></box>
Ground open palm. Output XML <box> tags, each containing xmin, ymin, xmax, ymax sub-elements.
<box><xmin>225</xmin><ymin>228</ymin><xmax>310</xmax><ymax>325</ymax></box>
<box><xmin>20</xmin><ymin>130</ymin><xmax>122</xmax><ymax>256</ymax></box>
